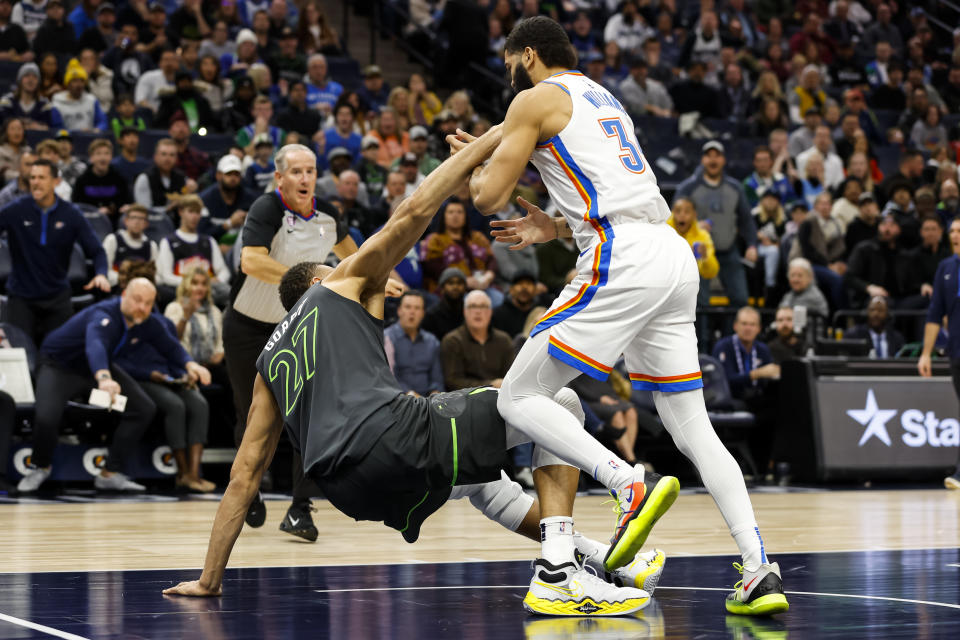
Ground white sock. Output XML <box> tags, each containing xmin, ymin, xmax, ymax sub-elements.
<box><xmin>731</xmin><ymin>524</ymin><xmax>768</xmax><ymax>572</ymax></box>
<box><xmin>653</xmin><ymin>389</ymin><xmax>767</xmax><ymax>571</ymax></box>
<box><xmin>540</xmin><ymin>516</ymin><xmax>576</xmax><ymax>566</ymax></box>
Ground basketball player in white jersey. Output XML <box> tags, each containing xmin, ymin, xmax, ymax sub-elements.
<box><xmin>455</xmin><ymin>16</ymin><xmax>787</xmax><ymax>615</ymax></box>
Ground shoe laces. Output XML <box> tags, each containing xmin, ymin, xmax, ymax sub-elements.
<box><xmin>732</xmin><ymin>562</ymin><xmax>745</xmax><ymax>590</ymax></box>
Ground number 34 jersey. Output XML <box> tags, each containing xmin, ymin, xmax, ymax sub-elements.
<box><xmin>255</xmin><ymin>284</ymin><xmax>402</xmax><ymax>478</ymax></box>
<box><xmin>530</xmin><ymin>71</ymin><xmax>671</xmax><ymax>253</ymax></box>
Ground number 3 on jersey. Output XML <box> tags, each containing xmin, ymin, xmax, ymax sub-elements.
<box><xmin>598</xmin><ymin>117</ymin><xmax>646</xmax><ymax>174</ymax></box>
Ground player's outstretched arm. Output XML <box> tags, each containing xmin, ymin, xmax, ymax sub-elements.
<box><xmin>163</xmin><ymin>374</ymin><xmax>283</xmax><ymax>597</ymax></box>
<box><xmin>328</xmin><ymin>125</ymin><xmax>503</xmax><ymax>294</ymax></box>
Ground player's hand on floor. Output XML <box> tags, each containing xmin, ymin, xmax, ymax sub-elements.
<box><xmin>163</xmin><ymin>580</ymin><xmax>222</xmax><ymax>597</ymax></box>
<box><xmin>490</xmin><ymin>197</ymin><xmax>557</xmax><ymax>250</ymax></box>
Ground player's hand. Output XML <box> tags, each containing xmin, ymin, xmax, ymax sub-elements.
<box><xmin>446</xmin><ymin>128</ymin><xmax>476</xmax><ymax>156</ymax></box>
<box><xmin>866</xmin><ymin>284</ymin><xmax>889</xmax><ymax>298</ymax></box>
<box><xmin>385</xmin><ymin>277</ymin><xmax>407</xmax><ymax>297</ymax></box>
<box><xmin>163</xmin><ymin>580</ymin><xmax>222</xmax><ymax>597</ymax></box>
<box><xmin>490</xmin><ymin>197</ymin><xmax>557</xmax><ymax>250</ymax></box>
<box><xmin>921</xmin><ymin>283</ymin><xmax>933</xmax><ymax>297</ymax></box>
<box><xmin>918</xmin><ymin>353</ymin><xmax>932</xmax><ymax>378</ymax></box>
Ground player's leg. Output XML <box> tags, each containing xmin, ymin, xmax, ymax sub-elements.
<box><xmin>628</xmin><ymin>278</ymin><xmax>787</xmax><ymax>615</ymax></box>
<box><xmin>498</xmin><ymin>332</ymin><xmax>637</xmax><ymax>494</ymax></box>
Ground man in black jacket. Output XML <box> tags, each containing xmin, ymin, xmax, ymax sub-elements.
<box><xmin>845</xmin><ymin>213</ymin><xmax>919</xmax><ymax>309</ymax></box>
<box><xmin>153</xmin><ymin>71</ymin><xmax>218</xmax><ymax>133</ymax></box>
<box><xmin>422</xmin><ymin>268</ymin><xmax>466</xmax><ymax>341</ymax></box>
<box><xmin>32</xmin><ymin>0</ymin><xmax>75</xmax><ymax>57</ymax></box>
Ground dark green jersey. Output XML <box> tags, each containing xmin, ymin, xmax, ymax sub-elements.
<box><xmin>256</xmin><ymin>284</ymin><xmax>402</xmax><ymax>477</ymax></box>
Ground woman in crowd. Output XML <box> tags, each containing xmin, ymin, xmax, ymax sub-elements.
<box><xmin>749</xmin><ymin>98</ymin><xmax>789</xmax><ymax>139</ymax></box>
<box><xmin>38</xmin><ymin>53</ymin><xmax>63</xmax><ymax>100</ymax></box>
<box><xmin>297</xmin><ymin>0</ymin><xmax>340</xmax><ymax>55</ymax></box>
<box><xmin>160</xmin><ymin>266</ymin><xmax>226</xmax><ymax>492</ymax></box>
<box><xmin>748</xmin><ymin>70</ymin><xmax>788</xmax><ymax>119</ymax></box>
<box><xmin>910</xmin><ymin>104</ymin><xmax>948</xmax><ymax>151</ymax></box>
<box><xmin>0</xmin><ymin>63</ymin><xmax>63</xmax><ymax>130</ymax></box>
<box><xmin>407</xmin><ymin>73</ymin><xmax>442</xmax><ymax>126</ymax></box>
<box><xmin>197</xmin><ymin>54</ymin><xmax>234</xmax><ymax>113</ymax></box>
<box><xmin>0</xmin><ymin>118</ymin><xmax>30</xmax><ymax>184</ymax></box>
<box><xmin>214</xmin><ymin>0</ymin><xmax>242</xmax><ymax>36</ymax></box>
<box><xmin>387</xmin><ymin>86</ymin><xmax>412</xmax><ymax>131</ymax></box>
<box><xmin>422</xmin><ymin>198</ymin><xmax>501</xmax><ymax>305</ymax></box>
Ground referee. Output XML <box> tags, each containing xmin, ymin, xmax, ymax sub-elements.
<box><xmin>224</xmin><ymin>143</ymin><xmax>358</xmax><ymax>540</ymax></box>
<box><xmin>918</xmin><ymin>218</ymin><xmax>960</xmax><ymax>490</ymax></box>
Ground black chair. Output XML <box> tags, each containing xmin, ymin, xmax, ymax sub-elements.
<box><xmin>75</xmin><ymin>205</ymin><xmax>114</xmax><ymax>242</ymax></box>
<box><xmin>699</xmin><ymin>354</ymin><xmax>760</xmax><ymax>477</ymax></box>
<box><xmin>68</xmin><ymin>244</ymin><xmax>96</xmax><ymax>309</ymax></box>
<box><xmin>144</xmin><ymin>211</ymin><xmax>176</xmax><ymax>245</ymax></box>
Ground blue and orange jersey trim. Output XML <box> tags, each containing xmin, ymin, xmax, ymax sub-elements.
<box><xmin>629</xmin><ymin>372</ymin><xmax>704</xmax><ymax>392</ymax></box>
<box><xmin>530</xmin><ymin>135</ymin><xmax>614</xmax><ymax>338</ymax></box>
<box><xmin>547</xmin><ymin>336</ymin><xmax>613</xmax><ymax>381</ymax></box>
<box><xmin>539</xmin><ymin>70</ymin><xmax>583</xmax><ymax>96</ymax></box>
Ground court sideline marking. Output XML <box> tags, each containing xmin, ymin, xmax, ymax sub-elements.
<box><xmin>2</xmin><ymin>545</ymin><xmax>958</xmax><ymax>574</ymax></box>
<box><xmin>312</xmin><ymin>584</ymin><xmax>960</xmax><ymax>610</ymax></box>
<box><xmin>0</xmin><ymin>612</ymin><xmax>90</xmax><ymax>640</ymax></box>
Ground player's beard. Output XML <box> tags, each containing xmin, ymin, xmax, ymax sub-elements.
<box><xmin>512</xmin><ymin>63</ymin><xmax>535</xmax><ymax>93</ymax></box>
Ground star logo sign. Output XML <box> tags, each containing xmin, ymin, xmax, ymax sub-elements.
<box><xmin>847</xmin><ymin>389</ymin><xmax>897</xmax><ymax>447</ymax></box>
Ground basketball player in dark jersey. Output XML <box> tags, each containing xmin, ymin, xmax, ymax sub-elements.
<box><xmin>163</xmin><ymin>127</ymin><xmax>669</xmax><ymax>615</ymax></box>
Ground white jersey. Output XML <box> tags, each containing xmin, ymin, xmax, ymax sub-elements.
<box><xmin>530</xmin><ymin>71</ymin><xmax>670</xmax><ymax>253</ymax></box>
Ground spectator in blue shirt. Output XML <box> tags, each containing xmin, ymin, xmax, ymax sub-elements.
<box><xmin>324</xmin><ymin>102</ymin><xmax>362</xmax><ymax>162</ymax></box>
<box><xmin>384</xmin><ymin>291</ymin><xmax>444</xmax><ymax>396</ymax></box>
<box><xmin>357</xmin><ymin>64</ymin><xmax>390</xmax><ymax>115</ymax></box>
<box><xmin>305</xmin><ymin>53</ymin><xmax>342</xmax><ymax>115</ymax></box>
<box><xmin>67</xmin><ymin>0</ymin><xmax>97</xmax><ymax>39</ymax></box>
<box><xmin>16</xmin><ymin>278</ymin><xmax>211</xmax><ymax>494</ymax></box>
<box><xmin>712</xmin><ymin>306</ymin><xmax>779</xmax><ymax>400</ymax></box>
<box><xmin>918</xmin><ymin>218</ymin><xmax>960</xmax><ymax>489</ymax></box>
<box><xmin>0</xmin><ymin>158</ymin><xmax>110</xmax><ymax>345</ymax></box>
<box><xmin>244</xmin><ymin>135</ymin><xmax>276</xmax><ymax>193</ymax></box>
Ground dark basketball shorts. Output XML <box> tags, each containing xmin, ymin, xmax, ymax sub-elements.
<box><xmin>313</xmin><ymin>387</ymin><xmax>509</xmax><ymax>543</ymax></box>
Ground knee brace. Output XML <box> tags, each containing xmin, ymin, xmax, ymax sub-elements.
<box><xmin>451</xmin><ymin>470</ymin><xmax>534</xmax><ymax>532</ymax></box>
<box><xmin>553</xmin><ymin>387</ymin><xmax>585</xmax><ymax>426</ymax></box>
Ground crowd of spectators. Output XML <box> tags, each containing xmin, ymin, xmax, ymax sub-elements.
<box><xmin>2</xmin><ymin>0</ymin><xmax>960</xmax><ymax>494</ymax></box>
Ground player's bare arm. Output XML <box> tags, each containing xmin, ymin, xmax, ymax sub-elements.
<box><xmin>322</xmin><ymin>125</ymin><xmax>503</xmax><ymax>309</ymax></box>
<box><xmin>163</xmin><ymin>374</ymin><xmax>284</xmax><ymax>597</ymax></box>
<box><xmin>469</xmin><ymin>82</ymin><xmax>569</xmax><ymax>214</ymax></box>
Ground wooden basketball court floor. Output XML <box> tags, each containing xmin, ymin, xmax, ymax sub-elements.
<box><xmin>0</xmin><ymin>487</ymin><xmax>958</xmax><ymax>638</ymax></box>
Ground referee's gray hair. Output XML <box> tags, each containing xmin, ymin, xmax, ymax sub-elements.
<box><xmin>275</xmin><ymin>144</ymin><xmax>316</xmax><ymax>173</ymax></box>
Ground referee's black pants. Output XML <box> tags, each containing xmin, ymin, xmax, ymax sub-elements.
<box><xmin>223</xmin><ymin>307</ymin><xmax>316</xmax><ymax>507</ymax></box>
